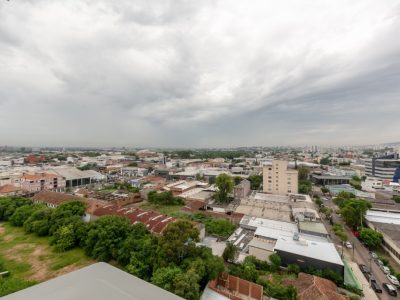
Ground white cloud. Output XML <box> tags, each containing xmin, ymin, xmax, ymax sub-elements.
<box><xmin>0</xmin><ymin>0</ymin><xmax>399</xmax><ymax>147</ymax></box>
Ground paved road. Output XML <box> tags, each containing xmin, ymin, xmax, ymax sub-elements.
<box><xmin>320</xmin><ymin>196</ymin><xmax>397</xmax><ymax>300</ymax></box>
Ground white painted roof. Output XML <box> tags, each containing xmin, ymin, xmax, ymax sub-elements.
<box><xmin>274</xmin><ymin>237</ymin><xmax>343</xmax><ymax>266</ymax></box>
<box><xmin>366</xmin><ymin>210</ymin><xmax>400</xmax><ymax>225</ymax></box>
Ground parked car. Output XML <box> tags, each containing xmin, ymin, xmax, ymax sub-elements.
<box><xmin>370</xmin><ymin>251</ymin><xmax>378</xmax><ymax>260</ymax></box>
<box><xmin>376</xmin><ymin>259</ymin><xmax>384</xmax><ymax>267</ymax></box>
<box><xmin>383</xmin><ymin>283</ymin><xmax>398</xmax><ymax>296</ymax></box>
<box><xmin>367</xmin><ymin>273</ymin><xmax>377</xmax><ymax>283</ymax></box>
<box><xmin>387</xmin><ymin>274</ymin><xmax>400</xmax><ymax>286</ymax></box>
<box><xmin>359</xmin><ymin>264</ymin><xmax>370</xmax><ymax>274</ymax></box>
<box><xmin>381</xmin><ymin>265</ymin><xmax>390</xmax><ymax>274</ymax></box>
<box><xmin>345</xmin><ymin>241</ymin><xmax>352</xmax><ymax>248</ymax></box>
<box><xmin>371</xmin><ymin>281</ymin><xmax>382</xmax><ymax>293</ymax></box>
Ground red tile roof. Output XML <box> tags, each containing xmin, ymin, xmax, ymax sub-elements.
<box><xmin>0</xmin><ymin>184</ymin><xmax>21</xmax><ymax>194</ymax></box>
<box><xmin>92</xmin><ymin>205</ymin><xmax>175</xmax><ymax>234</ymax></box>
<box><xmin>21</xmin><ymin>173</ymin><xmax>58</xmax><ymax>181</ymax></box>
<box><xmin>31</xmin><ymin>191</ymin><xmax>106</xmax><ymax>213</ymax></box>
<box><xmin>32</xmin><ymin>191</ymin><xmax>79</xmax><ymax>205</ymax></box>
<box><xmin>282</xmin><ymin>273</ymin><xmax>347</xmax><ymax>300</ymax></box>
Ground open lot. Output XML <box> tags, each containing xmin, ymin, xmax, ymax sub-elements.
<box><xmin>138</xmin><ymin>202</ymin><xmax>184</xmax><ymax>216</ymax></box>
<box><xmin>0</xmin><ymin>222</ymin><xmax>94</xmax><ymax>296</ymax></box>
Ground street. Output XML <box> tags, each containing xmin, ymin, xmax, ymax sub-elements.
<box><xmin>320</xmin><ymin>196</ymin><xmax>398</xmax><ymax>300</ymax></box>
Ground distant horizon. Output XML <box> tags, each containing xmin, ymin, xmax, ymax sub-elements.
<box><xmin>1</xmin><ymin>140</ymin><xmax>400</xmax><ymax>152</ymax></box>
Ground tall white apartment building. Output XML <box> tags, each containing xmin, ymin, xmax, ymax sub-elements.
<box><xmin>263</xmin><ymin>160</ymin><xmax>298</xmax><ymax>195</ymax></box>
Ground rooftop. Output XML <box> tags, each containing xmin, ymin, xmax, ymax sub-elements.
<box><xmin>2</xmin><ymin>263</ymin><xmax>183</xmax><ymax>300</ymax></box>
<box><xmin>298</xmin><ymin>221</ymin><xmax>329</xmax><ymax>235</ymax></box>
<box><xmin>93</xmin><ymin>205</ymin><xmax>175</xmax><ymax>234</ymax></box>
<box><xmin>241</xmin><ymin>215</ymin><xmax>298</xmax><ymax>240</ymax></box>
<box><xmin>274</xmin><ymin>237</ymin><xmax>343</xmax><ymax>266</ymax></box>
<box><xmin>282</xmin><ymin>272</ymin><xmax>346</xmax><ymax>300</ymax></box>
<box><xmin>365</xmin><ymin>210</ymin><xmax>400</xmax><ymax>225</ymax></box>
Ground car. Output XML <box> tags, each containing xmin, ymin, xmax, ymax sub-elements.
<box><xmin>383</xmin><ymin>283</ymin><xmax>398</xmax><ymax>296</ymax></box>
<box><xmin>359</xmin><ymin>264</ymin><xmax>370</xmax><ymax>274</ymax></box>
<box><xmin>345</xmin><ymin>241</ymin><xmax>352</xmax><ymax>248</ymax></box>
<box><xmin>371</xmin><ymin>281</ymin><xmax>383</xmax><ymax>293</ymax></box>
<box><xmin>367</xmin><ymin>273</ymin><xmax>377</xmax><ymax>283</ymax></box>
<box><xmin>370</xmin><ymin>251</ymin><xmax>378</xmax><ymax>260</ymax></box>
<box><xmin>376</xmin><ymin>259</ymin><xmax>384</xmax><ymax>267</ymax></box>
<box><xmin>387</xmin><ymin>274</ymin><xmax>400</xmax><ymax>286</ymax></box>
<box><xmin>381</xmin><ymin>265</ymin><xmax>390</xmax><ymax>274</ymax></box>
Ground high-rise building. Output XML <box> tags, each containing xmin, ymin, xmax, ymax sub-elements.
<box><xmin>364</xmin><ymin>153</ymin><xmax>400</xmax><ymax>181</ymax></box>
<box><xmin>263</xmin><ymin>160</ymin><xmax>298</xmax><ymax>195</ymax></box>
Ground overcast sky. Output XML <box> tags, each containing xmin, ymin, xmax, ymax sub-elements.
<box><xmin>0</xmin><ymin>0</ymin><xmax>399</xmax><ymax>148</ymax></box>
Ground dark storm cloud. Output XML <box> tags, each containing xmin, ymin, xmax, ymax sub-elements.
<box><xmin>0</xmin><ymin>0</ymin><xmax>399</xmax><ymax>147</ymax></box>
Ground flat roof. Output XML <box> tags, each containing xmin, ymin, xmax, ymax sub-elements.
<box><xmin>299</xmin><ymin>221</ymin><xmax>328</xmax><ymax>235</ymax></box>
<box><xmin>2</xmin><ymin>263</ymin><xmax>184</xmax><ymax>300</ymax></box>
<box><xmin>241</xmin><ymin>216</ymin><xmax>298</xmax><ymax>239</ymax></box>
<box><xmin>274</xmin><ymin>237</ymin><xmax>343</xmax><ymax>266</ymax></box>
<box><xmin>50</xmin><ymin>167</ymin><xmax>92</xmax><ymax>180</ymax></box>
<box><xmin>248</xmin><ymin>238</ymin><xmax>276</xmax><ymax>252</ymax></box>
<box><xmin>312</xmin><ymin>174</ymin><xmax>351</xmax><ymax>180</ymax></box>
<box><xmin>366</xmin><ymin>210</ymin><xmax>400</xmax><ymax>225</ymax></box>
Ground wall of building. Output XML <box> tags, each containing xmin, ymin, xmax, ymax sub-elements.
<box><xmin>263</xmin><ymin>161</ymin><xmax>298</xmax><ymax>195</ymax></box>
<box><xmin>276</xmin><ymin>250</ymin><xmax>344</xmax><ymax>275</ymax></box>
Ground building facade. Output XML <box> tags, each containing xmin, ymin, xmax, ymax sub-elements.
<box><xmin>18</xmin><ymin>173</ymin><xmax>66</xmax><ymax>193</ymax></box>
<box><xmin>263</xmin><ymin>160</ymin><xmax>298</xmax><ymax>195</ymax></box>
<box><xmin>365</xmin><ymin>153</ymin><xmax>400</xmax><ymax>181</ymax></box>
<box><xmin>234</xmin><ymin>179</ymin><xmax>251</xmax><ymax>200</ymax></box>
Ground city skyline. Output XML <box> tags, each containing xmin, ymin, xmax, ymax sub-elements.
<box><xmin>1</xmin><ymin>0</ymin><xmax>399</xmax><ymax>147</ymax></box>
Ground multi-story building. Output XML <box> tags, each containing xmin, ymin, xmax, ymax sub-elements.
<box><xmin>17</xmin><ymin>172</ymin><xmax>66</xmax><ymax>193</ymax></box>
<box><xmin>262</xmin><ymin>160</ymin><xmax>298</xmax><ymax>195</ymax></box>
<box><xmin>364</xmin><ymin>153</ymin><xmax>400</xmax><ymax>181</ymax></box>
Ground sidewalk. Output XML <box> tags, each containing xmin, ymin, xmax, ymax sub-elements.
<box><xmin>347</xmin><ymin>260</ymin><xmax>379</xmax><ymax>300</ymax></box>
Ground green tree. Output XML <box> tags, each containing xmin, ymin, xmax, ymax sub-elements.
<box><xmin>151</xmin><ymin>267</ymin><xmax>182</xmax><ymax>293</ymax></box>
<box><xmin>205</xmin><ymin>219</ymin><xmax>236</xmax><ymax>239</ymax></box>
<box><xmin>84</xmin><ymin>215</ymin><xmax>132</xmax><ymax>261</ymax></box>
<box><xmin>269</xmin><ymin>253</ymin><xmax>281</xmax><ymax>271</ymax></box>
<box><xmin>299</xmin><ymin>180</ymin><xmax>312</xmax><ymax>194</ymax></box>
<box><xmin>9</xmin><ymin>204</ymin><xmax>41</xmax><ymax>227</ymax></box>
<box><xmin>340</xmin><ymin>199</ymin><xmax>371</xmax><ymax>229</ymax></box>
<box><xmin>53</xmin><ymin>224</ymin><xmax>75</xmax><ymax>252</ymax></box>
<box><xmin>248</xmin><ymin>175</ymin><xmax>263</xmax><ymax>190</ymax></box>
<box><xmin>298</xmin><ymin>166</ymin><xmax>310</xmax><ymax>181</ymax></box>
<box><xmin>23</xmin><ymin>207</ymin><xmax>53</xmax><ymax>236</ymax></box>
<box><xmin>360</xmin><ymin>228</ymin><xmax>383</xmax><ymax>249</ymax></box>
<box><xmin>174</xmin><ymin>269</ymin><xmax>200</xmax><ymax>300</ymax></box>
<box><xmin>315</xmin><ymin>198</ymin><xmax>323</xmax><ymax>207</ymax></box>
<box><xmin>116</xmin><ymin>223</ymin><xmax>150</xmax><ymax>265</ymax></box>
<box><xmin>160</xmin><ymin>220</ymin><xmax>199</xmax><ymax>264</ymax></box>
<box><xmin>214</xmin><ymin>174</ymin><xmax>234</xmax><ymax>203</ymax></box>
<box><xmin>148</xmin><ymin>191</ymin><xmax>184</xmax><ymax>205</ymax></box>
<box><xmin>321</xmin><ymin>186</ymin><xmax>329</xmax><ymax>194</ymax></box>
<box><xmin>0</xmin><ymin>197</ymin><xmax>32</xmax><ymax>221</ymax></box>
<box><xmin>287</xmin><ymin>264</ymin><xmax>300</xmax><ymax>275</ymax></box>
<box><xmin>233</xmin><ymin>176</ymin><xmax>242</xmax><ymax>185</ymax></box>
<box><xmin>320</xmin><ymin>157</ymin><xmax>331</xmax><ymax>165</ymax></box>
<box><xmin>222</xmin><ymin>242</ymin><xmax>238</xmax><ymax>263</ymax></box>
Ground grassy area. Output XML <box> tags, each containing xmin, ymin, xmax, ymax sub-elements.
<box><xmin>139</xmin><ymin>203</ymin><xmax>184</xmax><ymax>216</ymax></box>
<box><xmin>0</xmin><ymin>222</ymin><xmax>93</xmax><ymax>296</ymax></box>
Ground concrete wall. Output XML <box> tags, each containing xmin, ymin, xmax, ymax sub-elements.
<box><xmin>263</xmin><ymin>160</ymin><xmax>298</xmax><ymax>195</ymax></box>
